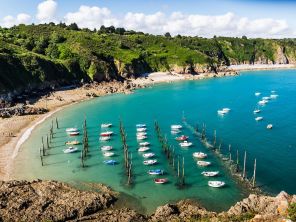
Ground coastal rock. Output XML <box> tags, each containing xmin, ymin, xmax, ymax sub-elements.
<box><xmin>275</xmin><ymin>46</ymin><xmax>289</xmax><ymax>64</ymax></box>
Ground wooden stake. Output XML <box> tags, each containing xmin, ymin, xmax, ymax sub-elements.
<box><xmin>46</xmin><ymin>135</ymin><xmax>49</xmax><ymax>149</ymax></box>
<box><xmin>252</xmin><ymin>158</ymin><xmax>257</xmax><ymax>187</ymax></box>
<box><xmin>177</xmin><ymin>156</ymin><xmax>180</xmax><ymax>178</ymax></box>
<box><xmin>243</xmin><ymin>150</ymin><xmax>247</xmax><ymax>179</ymax></box>
<box><xmin>56</xmin><ymin>117</ymin><xmax>59</xmax><ymax>129</ymax></box>
<box><xmin>213</xmin><ymin>130</ymin><xmax>216</xmax><ymax>148</ymax></box>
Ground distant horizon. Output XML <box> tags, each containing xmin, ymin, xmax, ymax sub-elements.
<box><xmin>0</xmin><ymin>0</ymin><xmax>295</xmax><ymax>38</ymax></box>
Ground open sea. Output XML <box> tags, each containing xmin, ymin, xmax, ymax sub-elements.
<box><xmin>11</xmin><ymin>69</ymin><xmax>296</xmax><ymax>214</ymax></box>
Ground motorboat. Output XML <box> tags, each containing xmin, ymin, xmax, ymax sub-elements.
<box><xmin>101</xmin><ymin>146</ymin><xmax>113</xmax><ymax>151</ymax></box>
<box><xmin>270</xmin><ymin>94</ymin><xmax>279</xmax><ymax>99</ymax></box>
<box><xmin>143</xmin><ymin>159</ymin><xmax>157</xmax><ymax>165</ymax></box>
<box><xmin>176</xmin><ymin>135</ymin><xmax>189</xmax><ymax>141</ymax></box>
<box><xmin>180</xmin><ymin>141</ymin><xmax>193</xmax><ymax>147</ymax></box>
<box><xmin>267</xmin><ymin>124</ymin><xmax>273</xmax><ymax>129</ymax></box>
<box><xmin>136</xmin><ymin>124</ymin><xmax>146</xmax><ymax>128</ymax></box>
<box><xmin>154</xmin><ymin>178</ymin><xmax>168</xmax><ymax>184</ymax></box>
<box><xmin>66</xmin><ymin>128</ymin><xmax>78</xmax><ymax>133</ymax></box>
<box><xmin>100</xmin><ymin>131</ymin><xmax>113</xmax><ymax>136</ymax></box>
<box><xmin>137</xmin><ymin>132</ymin><xmax>147</xmax><ymax>136</ymax></box>
<box><xmin>143</xmin><ymin>153</ymin><xmax>155</xmax><ymax>158</ymax></box>
<box><xmin>103</xmin><ymin>152</ymin><xmax>115</xmax><ymax>157</ymax></box>
<box><xmin>69</xmin><ymin>131</ymin><xmax>79</xmax><ymax>136</ymax></box>
<box><xmin>255</xmin><ymin>92</ymin><xmax>261</xmax><ymax>96</ymax></box>
<box><xmin>171</xmin><ymin>125</ymin><xmax>182</xmax><ymax>130</ymax></box>
<box><xmin>148</xmin><ymin>169</ymin><xmax>164</xmax><ymax>175</ymax></box>
<box><xmin>100</xmin><ymin>136</ymin><xmax>111</xmax><ymax>141</ymax></box>
<box><xmin>65</xmin><ymin>140</ymin><xmax>80</xmax><ymax>145</ymax></box>
<box><xmin>201</xmin><ymin>171</ymin><xmax>219</xmax><ymax>177</ymax></box>
<box><xmin>258</xmin><ymin>100</ymin><xmax>268</xmax><ymax>105</ymax></box>
<box><xmin>255</xmin><ymin>117</ymin><xmax>263</xmax><ymax>121</ymax></box>
<box><xmin>63</xmin><ymin>147</ymin><xmax>78</xmax><ymax>153</ymax></box>
<box><xmin>138</xmin><ymin>147</ymin><xmax>150</xmax><ymax>152</ymax></box>
<box><xmin>101</xmin><ymin>123</ymin><xmax>112</xmax><ymax>128</ymax></box>
<box><xmin>271</xmin><ymin>90</ymin><xmax>276</xmax><ymax>93</ymax></box>
<box><xmin>197</xmin><ymin>161</ymin><xmax>211</xmax><ymax>166</ymax></box>
<box><xmin>139</xmin><ymin>142</ymin><xmax>150</xmax><ymax>146</ymax></box>
<box><xmin>103</xmin><ymin>160</ymin><xmax>117</xmax><ymax>165</ymax></box>
<box><xmin>262</xmin><ymin>96</ymin><xmax>271</xmax><ymax>100</ymax></box>
<box><xmin>137</xmin><ymin>135</ymin><xmax>147</xmax><ymax>140</ymax></box>
<box><xmin>217</xmin><ymin>110</ymin><xmax>228</xmax><ymax>115</ymax></box>
<box><xmin>253</xmin><ymin>109</ymin><xmax>261</xmax><ymax>114</ymax></box>
<box><xmin>222</xmin><ymin>108</ymin><xmax>231</xmax><ymax>112</ymax></box>
<box><xmin>208</xmin><ymin>181</ymin><xmax>225</xmax><ymax>188</ymax></box>
<box><xmin>171</xmin><ymin>130</ymin><xmax>181</xmax><ymax>134</ymax></box>
<box><xmin>137</xmin><ymin>128</ymin><xmax>147</xmax><ymax>132</ymax></box>
<box><xmin>193</xmin><ymin>152</ymin><xmax>207</xmax><ymax>159</ymax></box>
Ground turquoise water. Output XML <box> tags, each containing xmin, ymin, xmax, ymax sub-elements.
<box><xmin>12</xmin><ymin>69</ymin><xmax>296</xmax><ymax>214</ymax></box>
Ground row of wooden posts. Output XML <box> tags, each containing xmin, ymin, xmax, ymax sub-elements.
<box><xmin>39</xmin><ymin>117</ymin><xmax>59</xmax><ymax>166</ymax></box>
<box><xmin>190</xmin><ymin>121</ymin><xmax>257</xmax><ymax>188</ymax></box>
<box><xmin>119</xmin><ymin>119</ymin><xmax>132</xmax><ymax>185</ymax></box>
<box><xmin>80</xmin><ymin>117</ymin><xmax>89</xmax><ymax>168</ymax></box>
<box><xmin>154</xmin><ymin>121</ymin><xmax>185</xmax><ymax>187</ymax></box>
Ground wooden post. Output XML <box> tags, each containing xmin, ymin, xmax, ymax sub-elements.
<box><xmin>56</xmin><ymin>117</ymin><xmax>59</xmax><ymax>129</ymax></box>
<box><xmin>177</xmin><ymin>156</ymin><xmax>180</xmax><ymax>178</ymax></box>
<box><xmin>81</xmin><ymin>150</ymin><xmax>84</xmax><ymax>168</ymax></box>
<box><xmin>228</xmin><ymin>144</ymin><xmax>231</xmax><ymax>160</ymax></box>
<box><xmin>236</xmin><ymin>149</ymin><xmax>239</xmax><ymax>165</ymax></box>
<box><xmin>252</xmin><ymin>158</ymin><xmax>257</xmax><ymax>187</ymax></box>
<box><xmin>46</xmin><ymin>135</ymin><xmax>49</xmax><ymax>149</ymax></box>
<box><xmin>41</xmin><ymin>137</ymin><xmax>45</xmax><ymax>156</ymax></box>
<box><xmin>182</xmin><ymin>156</ymin><xmax>185</xmax><ymax>185</ymax></box>
<box><xmin>243</xmin><ymin>150</ymin><xmax>247</xmax><ymax>179</ymax></box>
<box><xmin>213</xmin><ymin>130</ymin><xmax>216</xmax><ymax>148</ymax></box>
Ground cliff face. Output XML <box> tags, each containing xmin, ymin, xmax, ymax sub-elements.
<box><xmin>0</xmin><ymin>180</ymin><xmax>295</xmax><ymax>222</ymax></box>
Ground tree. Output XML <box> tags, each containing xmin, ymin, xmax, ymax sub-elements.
<box><xmin>115</xmin><ymin>27</ymin><xmax>126</xmax><ymax>35</ymax></box>
<box><xmin>242</xmin><ymin>35</ymin><xmax>248</xmax><ymax>40</ymax></box>
<box><xmin>67</xmin><ymin>23</ymin><xmax>79</xmax><ymax>31</ymax></box>
<box><xmin>46</xmin><ymin>44</ymin><xmax>60</xmax><ymax>59</ymax></box>
<box><xmin>164</xmin><ymin>32</ymin><xmax>171</xmax><ymax>38</ymax></box>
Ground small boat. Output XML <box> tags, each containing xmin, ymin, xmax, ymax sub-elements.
<box><xmin>258</xmin><ymin>100</ymin><xmax>268</xmax><ymax>105</ymax></box>
<box><xmin>255</xmin><ymin>92</ymin><xmax>261</xmax><ymax>96</ymax></box>
<box><xmin>143</xmin><ymin>153</ymin><xmax>155</xmax><ymax>158</ymax></box>
<box><xmin>222</xmin><ymin>108</ymin><xmax>231</xmax><ymax>112</ymax></box>
<box><xmin>137</xmin><ymin>128</ymin><xmax>146</xmax><ymax>132</ymax></box>
<box><xmin>217</xmin><ymin>110</ymin><xmax>228</xmax><ymax>115</ymax></box>
<box><xmin>143</xmin><ymin>159</ymin><xmax>157</xmax><ymax>165</ymax></box>
<box><xmin>154</xmin><ymin>178</ymin><xmax>168</xmax><ymax>184</ymax></box>
<box><xmin>255</xmin><ymin>117</ymin><xmax>263</xmax><ymax>121</ymax></box>
<box><xmin>101</xmin><ymin>146</ymin><xmax>113</xmax><ymax>151</ymax></box>
<box><xmin>180</xmin><ymin>141</ymin><xmax>193</xmax><ymax>147</ymax></box>
<box><xmin>197</xmin><ymin>161</ymin><xmax>211</xmax><ymax>166</ymax></box>
<box><xmin>137</xmin><ymin>132</ymin><xmax>147</xmax><ymax>136</ymax></box>
<box><xmin>202</xmin><ymin>171</ymin><xmax>219</xmax><ymax>177</ymax></box>
<box><xmin>271</xmin><ymin>90</ymin><xmax>276</xmax><ymax>93</ymax></box>
<box><xmin>103</xmin><ymin>152</ymin><xmax>115</xmax><ymax>157</ymax></box>
<box><xmin>100</xmin><ymin>131</ymin><xmax>113</xmax><ymax>136</ymax></box>
<box><xmin>262</xmin><ymin>96</ymin><xmax>271</xmax><ymax>100</ymax></box>
<box><xmin>100</xmin><ymin>136</ymin><xmax>111</xmax><ymax>141</ymax></box>
<box><xmin>270</xmin><ymin>94</ymin><xmax>279</xmax><ymax>99</ymax></box>
<box><xmin>171</xmin><ymin>125</ymin><xmax>182</xmax><ymax>130</ymax></box>
<box><xmin>103</xmin><ymin>160</ymin><xmax>117</xmax><ymax>165</ymax></box>
<box><xmin>267</xmin><ymin>124</ymin><xmax>273</xmax><ymax>129</ymax></box>
<box><xmin>63</xmin><ymin>147</ymin><xmax>78</xmax><ymax>153</ymax></box>
<box><xmin>176</xmin><ymin>135</ymin><xmax>189</xmax><ymax>141</ymax></box>
<box><xmin>193</xmin><ymin>152</ymin><xmax>207</xmax><ymax>159</ymax></box>
<box><xmin>137</xmin><ymin>135</ymin><xmax>147</xmax><ymax>140</ymax></box>
<box><xmin>148</xmin><ymin>169</ymin><xmax>164</xmax><ymax>175</ymax></box>
<box><xmin>208</xmin><ymin>181</ymin><xmax>225</xmax><ymax>188</ymax></box>
<box><xmin>138</xmin><ymin>147</ymin><xmax>150</xmax><ymax>152</ymax></box>
<box><xmin>139</xmin><ymin>142</ymin><xmax>150</xmax><ymax>146</ymax></box>
<box><xmin>66</xmin><ymin>128</ymin><xmax>78</xmax><ymax>133</ymax></box>
<box><xmin>136</xmin><ymin>124</ymin><xmax>146</xmax><ymax>128</ymax></box>
<box><xmin>171</xmin><ymin>130</ymin><xmax>181</xmax><ymax>134</ymax></box>
<box><xmin>69</xmin><ymin>131</ymin><xmax>79</xmax><ymax>136</ymax></box>
<box><xmin>101</xmin><ymin>123</ymin><xmax>112</xmax><ymax>128</ymax></box>
<box><xmin>65</xmin><ymin>140</ymin><xmax>80</xmax><ymax>145</ymax></box>
<box><xmin>253</xmin><ymin>109</ymin><xmax>261</xmax><ymax>114</ymax></box>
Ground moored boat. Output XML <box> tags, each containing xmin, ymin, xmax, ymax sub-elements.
<box><xmin>100</xmin><ymin>136</ymin><xmax>111</xmax><ymax>141</ymax></box>
<box><xmin>148</xmin><ymin>169</ymin><xmax>164</xmax><ymax>175</ymax></box>
<box><xmin>143</xmin><ymin>159</ymin><xmax>157</xmax><ymax>165</ymax></box>
<box><xmin>103</xmin><ymin>160</ymin><xmax>117</xmax><ymax>165</ymax></box>
<box><xmin>270</xmin><ymin>94</ymin><xmax>279</xmax><ymax>99</ymax></box>
<box><xmin>143</xmin><ymin>152</ymin><xmax>155</xmax><ymax>158</ymax></box>
<box><xmin>197</xmin><ymin>161</ymin><xmax>211</xmax><ymax>166</ymax></box>
<box><xmin>180</xmin><ymin>141</ymin><xmax>193</xmax><ymax>147</ymax></box>
<box><xmin>255</xmin><ymin>92</ymin><xmax>261</xmax><ymax>96</ymax></box>
<box><xmin>65</xmin><ymin>140</ymin><xmax>80</xmax><ymax>145</ymax></box>
<box><xmin>101</xmin><ymin>146</ymin><xmax>113</xmax><ymax>151</ymax></box>
<box><xmin>171</xmin><ymin>125</ymin><xmax>182</xmax><ymax>130</ymax></box>
<box><xmin>136</xmin><ymin>124</ymin><xmax>146</xmax><ymax>128</ymax></box>
<box><xmin>171</xmin><ymin>130</ymin><xmax>181</xmax><ymax>134</ymax></box>
<box><xmin>222</xmin><ymin>108</ymin><xmax>231</xmax><ymax>112</ymax></box>
<box><xmin>154</xmin><ymin>178</ymin><xmax>168</xmax><ymax>184</ymax></box>
<box><xmin>253</xmin><ymin>109</ymin><xmax>261</xmax><ymax>114</ymax></box>
<box><xmin>193</xmin><ymin>152</ymin><xmax>207</xmax><ymax>159</ymax></box>
<box><xmin>69</xmin><ymin>131</ymin><xmax>79</xmax><ymax>136</ymax></box>
<box><xmin>138</xmin><ymin>147</ymin><xmax>150</xmax><ymax>152</ymax></box>
<box><xmin>258</xmin><ymin>100</ymin><xmax>268</xmax><ymax>105</ymax></box>
<box><xmin>201</xmin><ymin>171</ymin><xmax>219</xmax><ymax>177</ymax></box>
<box><xmin>137</xmin><ymin>132</ymin><xmax>147</xmax><ymax>136</ymax></box>
<box><xmin>103</xmin><ymin>152</ymin><xmax>115</xmax><ymax>157</ymax></box>
<box><xmin>255</xmin><ymin>116</ymin><xmax>263</xmax><ymax>121</ymax></box>
<box><xmin>137</xmin><ymin>135</ymin><xmax>147</xmax><ymax>140</ymax></box>
<box><xmin>101</xmin><ymin>123</ymin><xmax>112</xmax><ymax>128</ymax></box>
<box><xmin>267</xmin><ymin>124</ymin><xmax>273</xmax><ymax>129</ymax></box>
<box><xmin>176</xmin><ymin>135</ymin><xmax>189</xmax><ymax>141</ymax></box>
<box><xmin>262</xmin><ymin>96</ymin><xmax>271</xmax><ymax>100</ymax></box>
<box><xmin>217</xmin><ymin>110</ymin><xmax>228</xmax><ymax>115</ymax></box>
<box><xmin>139</xmin><ymin>142</ymin><xmax>150</xmax><ymax>146</ymax></box>
<box><xmin>66</xmin><ymin>128</ymin><xmax>78</xmax><ymax>133</ymax></box>
<box><xmin>63</xmin><ymin>147</ymin><xmax>78</xmax><ymax>153</ymax></box>
<box><xmin>137</xmin><ymin>128</ymin><xmax>147</xmax><ymax>132</ymax></box>
<box><xmin>208</xmin><ymin>181</ymin><xmax>225</xmax><ymax>188</ymax></box>
<box><xmin>100</xmin><ymin>131</ymin><xmax>113</xmax><ymax>136</ymax></box>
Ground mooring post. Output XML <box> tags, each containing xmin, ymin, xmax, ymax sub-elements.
<box><xmin>252</xmin><ymin>158</ymin><xmax>257</xmax><ymax>188</ymax></box>
<box><xmin>56</xmin><ymin>117</ymin><xmax>59</xmax><ymax>129</ymax></box>
<box><xmin>243</xmin><ymin>150</ymin><xmax>247</xmax><ymax>179</ymax></box>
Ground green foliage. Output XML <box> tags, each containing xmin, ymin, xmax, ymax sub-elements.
<box><xmin>288</xmin><ymin>203</ymin><xmax>296</xmax><ymax>221</ymax></box>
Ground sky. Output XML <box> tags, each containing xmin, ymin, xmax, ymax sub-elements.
<box><xmin>0</xmin><ymin>0</ymin><xmax>296</xmax><ymax>38</ymax></box>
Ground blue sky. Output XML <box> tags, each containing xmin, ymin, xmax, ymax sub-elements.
<box><xmin>0</xmin><ymin>0</ymin><xmax>295</xmax><ymax>38</ymax></box>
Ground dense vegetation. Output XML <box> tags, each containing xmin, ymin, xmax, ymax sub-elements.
<box><xmin>1</xmin><ymin>23</ymin><xmax>296</xmax><ymax>93</ymax></box>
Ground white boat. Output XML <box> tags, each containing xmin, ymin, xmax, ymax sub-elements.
<box><xmin>143</xmin><ymin>152</ymin><xmax>155</xmax><ymax>158</ymax></box>
<box><xmin>217</xmin><ymin>110</ymin><xmax>228</xmax><ymax>115</ymax></box>
<box><xmin>171</xmin><ymin>125</ymin><xmax>182</xmax><ymax>130</ymax></box>
<box><xmin>66</xmin><ymin>128</ymin><xmax>78</xmax><ymax>133</ymax></box>
<box><xmin>193</xmin><ymin>152</ymin><xmax>207</xmax><ymax>159</ymax></box>
<box><xmin>103</xmin><ymin>152</ymin><xmax>115</xmax><ymax>157</ymax></box>
<box><xmin>101</xmin><ymin>146</ymin><xmax>113</xmax><ymax>151</ymax></box>
<box><xmin>262</xmin><ymin>96</ymin><xmax>271</xmax><ymax>100</ymax></box>
<box><xmin>253</xmin><ymin>109</ymin><xmax>261</xmax><ymax>114</ymax></box>
<box><xmin>222</xmin><ymin>108</ymin><xmax>231</xmax><ymax>112</ymax></box>
<box><xmin>143</xmin><ymin>159</ymin><xmax>157</xmax><ymax>165</ymax></box>
<box><xmin>258</xmin><ymin>100</ymin><xmax>268</xmax><ymax>105</ymax></box>
<box><xmin>267</xmin><ymin>124</ymin><xmax>273</xmax><ymax>129</ymax></box>
<box><xmin>197</xmin><ymin>161</ymin><xmax>211</xmax><ymax>166</ymax></box>
<box><xmin>65</xmin><ymin>140</ymin><xmax>80</xmax><ymax>145</ymax></box>
<box><xmin>271</xmin><ymin>90</ymin><xmax>276</xmax><ymax>93</ymax></box>
<box><xmin>101</xmin><ymin>123</ymin><xmax>112</xmax><ymax>128</ymax></box>
<box><xmin>148</xmin><ymin>169</ymin><xmax>164</xmax><ymax>175</ymax></box>
<box><xmin>63</xmin><ymin>147</ymin><xmax>78</xmax><ymax>153</ymax></box>
<box><xmin>180</xmin><ymin>141</ymin><xmax>193</xmax><ymax>147</ymax></box>
<box><xmin>171</xmin><ymin>130</ymin><xmax>181</xmax><ymax>134</ymax></box>
<box><xmin>202</xmin><ymin>171</ymin><xmax>219</xmax><ymax>177</ymax></box>
<box><xmin>139</xmin><ymin>142</ymin><xmax>150</xmax><ymax>146</ymax></box>
<box><xmin>137</xmin><ymin>128</ymin><xmax>146</xmax><ymax>132</ymax></box>
<box><xmin>100</xmin><ymin>131</ymin><xmax>113</xmax><ymax>136</ymax></box>
<box><xmin>270</xmin><ymin>94</ymin><xmax>279</xmax><ymax>99</ymax></box>
<box><xmin>137</xmin><ymin>132</ymin><xmax>147</xmax><ymax>136</ymax></box>
<box><xmin>69</xmin><ymin>131</ymin><xmax>79</xmax><ymax>136</ymax></box>
<box><xmin>255</xmin><ymin>117</ymin><xmax>263</xmax><ymax>121</ymax></box>
<box><xmin>255</xmin><ymin>92</ymin><xmax>261</xmax><ymax>96</ymax></box>
<box><xmin>137</xmin><ymin>135</ymin><xmax>147</xmax><ymax>140</ymax></box>
<box><xmin>136</xmin><ymin>124</ymin><xmax>146</xmax><ymax>128</ymax></box>
<box><xmin>138</xmin><ymin>147</ymin><xmax>150</xmax><ymax>152</ymax></box>
<box><xmin>208</xmin><ymin>181</ymin><xmax>225</xmax><ymax>188</ymax></box>
<box><xmin>100</xmin><ymin>136</ymin><xmax>111</xmax><ymax>141</ymax></box>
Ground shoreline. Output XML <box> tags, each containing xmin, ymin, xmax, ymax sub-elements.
<box><xmin>228</xmin><ymin>63</ymin><xmax>296</xmax><ymax>71</ymax></box>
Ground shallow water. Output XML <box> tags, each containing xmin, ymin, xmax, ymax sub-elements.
<box><xmin>12</xmin><ymin>69</ymin><xmax>296</xmax><ymax>214</ymax></box>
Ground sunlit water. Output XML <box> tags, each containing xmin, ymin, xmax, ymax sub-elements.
<box><xmin>12</xmin><ymin>69</ymin><xmax>296</xmax><ymax>214</ymax></box>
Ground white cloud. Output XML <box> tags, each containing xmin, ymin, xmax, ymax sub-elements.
<box><xmin>1</xmin><ymin>13</ymin><xmax>31</xmax><ymax>28</ymax></box>
<box><xmin>36</xmin><ymin>0</ymin><xmax>57</xmax><ymax>23</ymax></box>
